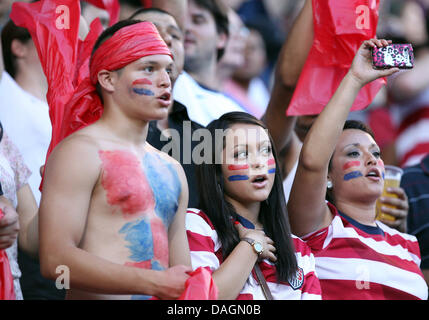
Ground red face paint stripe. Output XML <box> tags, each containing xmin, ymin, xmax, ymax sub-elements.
<box><xmin>267</xmin><ymin>158</ymin><xmax>275</xmax><ymax>166</ymax></box>
<box><xmin>228</xmin><ymin>164</ymin><xmax>249</xmax><ymax>171</ymax></box>
<box><xmin>132</xmin><ymin>78</ymin><xmax>152</xmax><ymax>86</ymax></box>
<box><xmin>377</xmin><ymin>159</ymin><xmax>385</xmax><ymax>168</ymax></box>
<box><xmin>342</xmin><ymin>161</ymin><xmax>361</xmax><ymax>171</ymax></box>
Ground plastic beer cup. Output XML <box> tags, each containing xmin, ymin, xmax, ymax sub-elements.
<box><xmin>376</xmin><ymin>165</ymin><xmax>403</xmax><ymax>221</ymax></box>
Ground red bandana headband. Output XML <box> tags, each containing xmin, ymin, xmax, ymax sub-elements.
<box><xmin>89</xmin><ymin>21</ymin><xmax>173</xmax><ymax>85</ymax></box>
<box><xmin>10</xmin><ymin>0</ymin><xmax>174</xmax><ymax>191</ymax></box>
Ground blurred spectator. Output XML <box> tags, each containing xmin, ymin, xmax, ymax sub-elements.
<box><xmin>119</xmin><ymin>0</ymin><xmax>142</xmax><ymax>20</ymax></box>
<box><xmin>401</xmin><ymin>153</ymin><xmax>429</xmax><ymax>288</ymax></box>
<box><xmin>225</xmin><ymin>22</ymin><xmax>269</xmax><ymax>118</ymax></box>
<box><xmin>384</xmin><ymin>0</ymin><xmax>429</xmax><ymax>167</ymax></box>
<box><xmin>0</xmin><ymin>122</ymin><xmax>39</xmax><ymax>300</ymax></box>
<box><xmin>0</xmin><ymin>20</ymin><xmax>50</xmax><ymax>205</ymax></box>
<box><xmin>213</xmin><ymin>8</ymin><xmax>247</xmax><ymax>92</ymax></box>
<box><xmin>146</xmin><ymin>0</ymin><xmax>188</xmax><ymax>31</ymax></box>
<box><xmin>81</xmin><ymin>1</ymin><xmax>110</xmax><ymax>28</ymax></box>
<box><xmin>0</xmin><ymin>0</ymin><xmax>14</xmax><ymax>30</ymax></box>
<box><xmin>173</xmin><ymin>0</ymin><xmax>246</xmax><ymax>126</ymax></box>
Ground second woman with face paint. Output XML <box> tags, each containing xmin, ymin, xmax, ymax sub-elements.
<box><xmin>185</xmin><ymin>112</ymin><xmax>322</xmax><ymax>300</ymax></box>
<box><xmin>287</xmin><ymin>39</ymin><xmax>428</xmax><ymax>300</ymax></box>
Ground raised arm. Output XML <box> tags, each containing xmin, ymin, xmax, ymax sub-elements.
<box><xmin>262</xmin><ymin>0</ymin><xmax>313</xmax><ymax>174</ymax></box>
<box><xmin>287</xmin><ymin>39</ymin><xmax>399</xmax><ymax>237</ymax></box>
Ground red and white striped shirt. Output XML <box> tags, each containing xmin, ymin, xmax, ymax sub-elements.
<box><xmin>186</xmin><ymin>209</ymin><xmax>322</xmax><ymax>300</ymax></box>
<box><xmin>303</xmin><ymin>203</ymin><xmax>428</xmax><ymax>300</ymax></box>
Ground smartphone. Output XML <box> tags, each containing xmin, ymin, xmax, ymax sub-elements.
<box><xmin>372</xmin><ymin>44</ymin><xmax>414</xmax><ymax>69</ymax></box>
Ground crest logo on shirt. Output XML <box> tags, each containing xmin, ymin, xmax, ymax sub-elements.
<box><xmin>288</xmin><ymin>267</ymin><xmax>304</xmax><ymax>290</ymax></box>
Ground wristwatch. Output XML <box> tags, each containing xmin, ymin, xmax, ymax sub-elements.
<box><xmin>241</xmin><ymin>237</ymin><xmax>264</xmax><ymax>256</ymax></box>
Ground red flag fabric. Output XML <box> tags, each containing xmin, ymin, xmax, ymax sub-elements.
<box><xmin>84</xmin><ymin>0</ymin><xmax>120</xmax><ymax>26</ymax></box>
<box><xmin>178</xmin><ymin>267</ymin><xmax>218</xmax><ymax>300</ymax></box>
<box><xmin>0</xmin><ymin>250</ymin><xmax>15</xmax><ymax>300</ymax></box>
<box><xmin>287</xmin><ymin>0</ymin><xmax>385</xmax><ymax>116</ymax></box>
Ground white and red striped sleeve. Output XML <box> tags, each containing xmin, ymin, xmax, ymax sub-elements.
<box><xmin>292</xmin><ymin>236</ymin><xmax>322</xmax><ymax>300</ymax></box>
<box><xmin>185</xmin><ymin>209</ymin><xmax>222</xmax><ymax>273</ymax></box>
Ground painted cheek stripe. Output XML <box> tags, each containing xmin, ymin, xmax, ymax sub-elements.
<box><xmin>132</xmin><ymin>88</ymin><xmax>155</xmax><ymax>96</ymax></box>
<box><xmin>268</xmin><ymin>168</ymin><xmax>276</xmax><ymax>174</ymax></box>
<box><xmin>228</xmin><ymin>175</ymin><xmax>249</xmax><ymax>181</ymax></box>
<box><xmin>228</xmin><ymin>164</ymin><xmax>249</xmax><ymax>171</ymax></box>
<box><xmin>343</xmin><ymin>170</ymin><xmax>363</xmax><ymax>181</ymax></box>
<box><xmin>267</xmin><ymin>158</ymin><xmax>275</xmax><ymax>166</ymax></box>
<box><xmin>132</xmin><ymin>78</ymin><xmax>152</xmax><ymax>85</ymax></box>
<box><xmin>342</xmin><ymin>161</ymin><xmax>361</xmax><ymax>171</ymax></box>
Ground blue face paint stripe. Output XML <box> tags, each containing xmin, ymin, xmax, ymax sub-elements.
<box><xmin>133</xmin><ymin>88</ymin><xmax>155</xmax><ymax>96</ymax></box>
<box><xmin>268</xmin><ymin>168</ymin><xmax>276</xmax><ymax>174</ymax></box>
<box><xmin>344</xmin><ymin>171</ymin><xmax>363</xmax><ymax>181</ymax></box>
<box><xmin>228</xmin><ymin>175</ymin><xmax>249</xmax><ymax>181</ymax></box>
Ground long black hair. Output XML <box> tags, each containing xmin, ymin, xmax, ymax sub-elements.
<box><xmin>197</xmin><ymin>112</ymin><xmax>298</xmax><ymax>283</ymax></box>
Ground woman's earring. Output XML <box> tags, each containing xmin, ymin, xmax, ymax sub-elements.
<box><xmin>327</xmin><ymin>180</ymin><xmax>333</xmax><ymax>189</ymax></box>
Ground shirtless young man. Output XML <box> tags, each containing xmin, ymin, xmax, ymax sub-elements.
<box><xmin>38</xmin><ymin>20</ymin><xmax>191</xmax><ymax>300</ymax></box>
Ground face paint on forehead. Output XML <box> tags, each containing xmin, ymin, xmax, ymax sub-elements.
<box><xmin>342</xmin><ymin>161</ymin><xmax>361</xmax><ymax>171</ymax></box>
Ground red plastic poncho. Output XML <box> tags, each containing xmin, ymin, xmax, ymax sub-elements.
<box><xmin>10</xmin><ymin>0</ymin><xmax>172</xmax><ymax>189</ymax></box>
<box><xmin>287</xmin><ymin>0</ymin><xmax>385</xmax><ymax>116</ymax></box>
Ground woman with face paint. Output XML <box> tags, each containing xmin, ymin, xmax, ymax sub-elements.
<box><xmin>186</xmin><ymin>112</ymin><xmax>322</xmax><ymax>300</ymax></box>
<box><xmin>288</xmin><ymin>39</ymin><xmax>428</xmax><ymax>300</ymax></box>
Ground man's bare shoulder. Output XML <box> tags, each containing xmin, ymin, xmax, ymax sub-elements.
<box><xmin>144</xmin><ymin>142</ymin><xmax>183</xmax><ymax>171</ymax></box>
<box><xmin>47</xmin><ymin>125</ymin><xmax>105</xmax><ymax>170</ymax></box>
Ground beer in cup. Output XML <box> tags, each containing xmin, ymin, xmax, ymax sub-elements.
<box><xmin>376</xmin><ymin>165</ymin><xmax>403</xmax><ymax>221</ymax></box>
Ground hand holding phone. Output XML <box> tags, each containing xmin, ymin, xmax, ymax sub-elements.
<box><xmin>372</xmin><ymin>44</ymin><xmax>414</xmax><ymax>69</ymax></box>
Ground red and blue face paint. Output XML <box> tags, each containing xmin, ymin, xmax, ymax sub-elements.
<box><xmin>227</xmin><ymin>164</ymin><xmax>249</xmax><ymax>181</ymax></box>
<box><xmin>267</xmin><ymin>158</ymin><xmax>276</xmax><ymax>174</ymax></box>
<box><xmin>132</xmin><ymin>78</ymin><xmax>154</xmax><ymax>96</ymax></box>
<box><xmin>342</xmin><ymin>161</ymin><xmax>363</xmax><ymax>181</ymax></box>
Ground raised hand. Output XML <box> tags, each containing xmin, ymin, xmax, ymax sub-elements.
<box><xmin>348</xmin><ymin>39</ymin><xmax>400</xmax><ymax>87</ymax></box>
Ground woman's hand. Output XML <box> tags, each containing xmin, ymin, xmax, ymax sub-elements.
<box><xmin>234</xmin><ymin>221</ymin><xmax>277</xmax><ymax>262</ymax></box>
<box><xmin>347</xmin><ymin>39</ymin><xmax>400</xmax><ymax>87</ymax></box>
